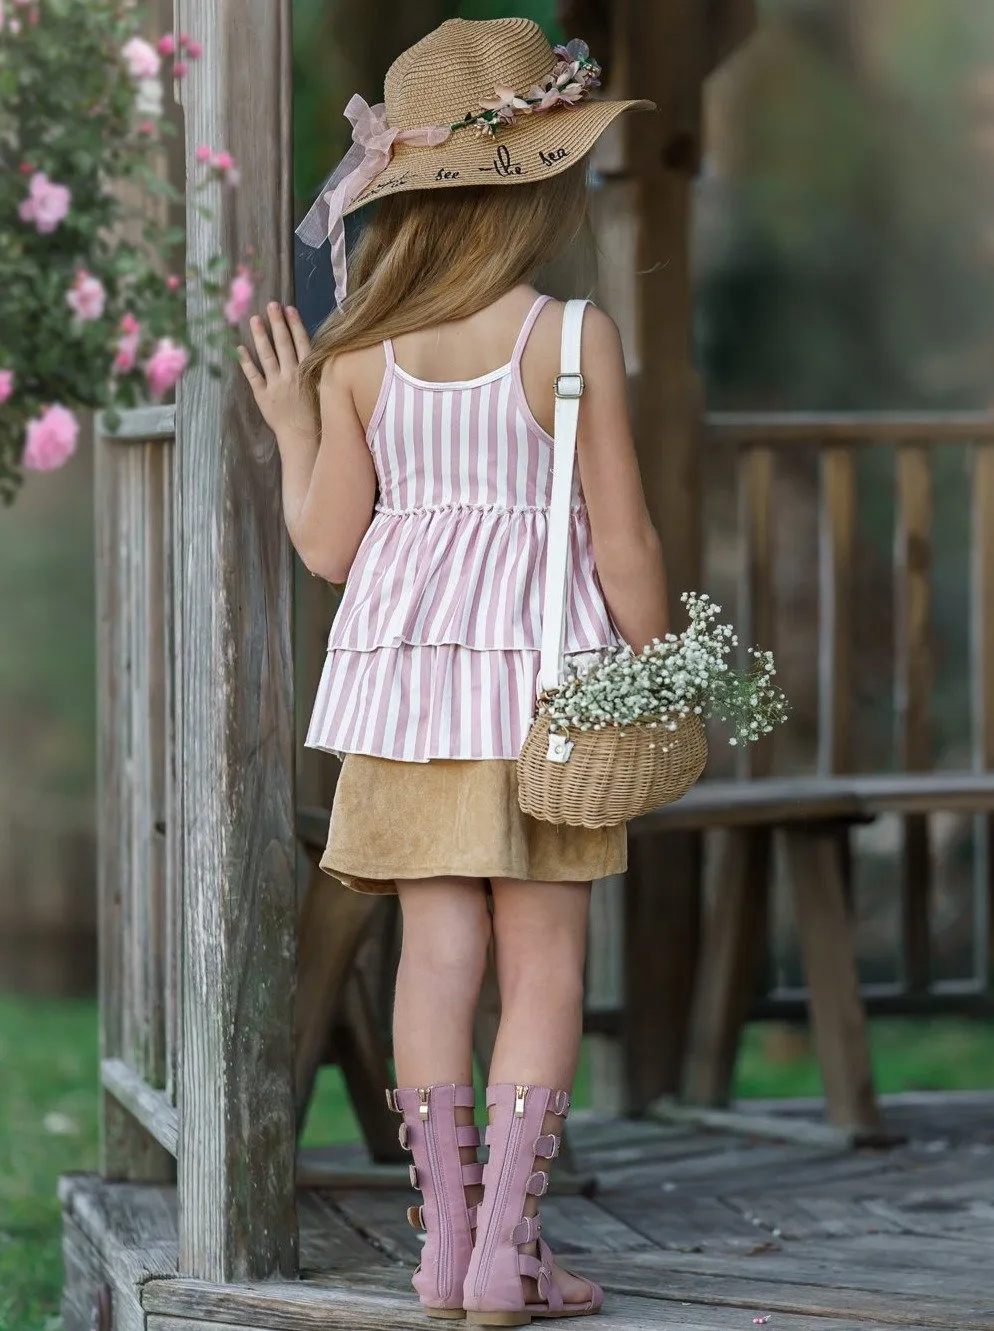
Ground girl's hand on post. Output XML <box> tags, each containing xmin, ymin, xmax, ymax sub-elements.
<box><xmin>237</xmin><ymin>303</ymin><xmax>315</xmax><ymax>443</ymax></box>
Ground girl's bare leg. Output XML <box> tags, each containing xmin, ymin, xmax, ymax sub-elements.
<box><xmin>394</xmin><ymin>876</ymin><xmax>491</xmax><ymax>1212</ymax></box>
<box><xmin>488</xmin><ymin>877</ymin><xmax>592</xmax><ymax>1306</ymax></box>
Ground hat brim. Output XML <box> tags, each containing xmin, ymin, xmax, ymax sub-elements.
<box><xmin>343</xmin><ymin>97</ymin><xmax>655</xmax><ymax>217</ymax></box>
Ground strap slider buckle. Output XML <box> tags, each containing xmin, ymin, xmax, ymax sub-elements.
<box><xmin>546</xmin><ymin>733</ymin><xmax>574</xmax><ymax>765</ymax></box>
<box><xmin>555</xmin><ymin>372</ymin><xmax>584</xmax><ymax>400</ymax></box>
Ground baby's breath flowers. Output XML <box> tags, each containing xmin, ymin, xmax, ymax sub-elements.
<box><xmin>541</xmin><ymin>592</ymin><xmax>788</xmax><ymax>749</ymax></box>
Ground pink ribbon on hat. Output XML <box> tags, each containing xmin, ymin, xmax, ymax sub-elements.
<box><xmin>296</xmin><ymin>95</ymin><xmax>451</xmax><ymax>307</ymax></box>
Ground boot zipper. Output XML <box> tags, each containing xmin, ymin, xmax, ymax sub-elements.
<box><xmin>474</xmin><ymin>1086</ymin><xmax>528</xmax><ymax>1300</ymax></box>
<box><xmin>419</xmin><ymin>1086</ymin><xmax>452</xmax><ymax>1302</ymax></box>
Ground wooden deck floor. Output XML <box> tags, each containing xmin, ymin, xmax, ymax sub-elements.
<box><xmin>63</xmin><ymin>1092</ymin><xmax>994</xmax><ymax>1330</ymax></box>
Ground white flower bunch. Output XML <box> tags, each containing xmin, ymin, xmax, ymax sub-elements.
<box><xmin>541</xmin><ymin>592</ymin><xmax>788</xmax><ymax>748</ymax></box>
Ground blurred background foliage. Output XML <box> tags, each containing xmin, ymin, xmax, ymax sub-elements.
<box><xmin>698</xmin><ymin>0</ymin><xmax>994</xmax><ymax>410</ymax></box>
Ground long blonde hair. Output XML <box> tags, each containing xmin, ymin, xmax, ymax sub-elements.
<box><xmin>299</xmin><ymin>160</ymin><xmax>589</xmax><ymax>406</ymax></box>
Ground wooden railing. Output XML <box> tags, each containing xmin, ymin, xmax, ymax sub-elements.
<box><xmin>706</xmin><ymin>410</ymin><xmax>994</xmax><ymax>1014</ymax></box>
<box><xmin>586</xmin><ymin>412</ymin><xmax>994</xmax><ymax>1117</ymax></box>
<box><xmin>96</xmin><ymin>405</ymin><xmax>180</xmax><ymax>1172</ymax></box>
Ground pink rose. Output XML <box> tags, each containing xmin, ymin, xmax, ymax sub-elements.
<box><xmin>18</xmin><ymin>172</ymin><xmax>72</xmax><ymax>234</ymax></box>
<box><xmin>185</xmin><ymin>40</ymin><xmax>203</xmax><ymax>59</ymax></box>
<box><xmin>66</xmin><ymin>270</ymin><xmax>107</xmax><ymax>322</ymax></box>
<box><xmin>173</xmin><ymin>60</ymin><xmax>188</xmax><ymax>78</ymax></box>
<box><xmin>23</xmin><ymin>404</ymin><xmax>80</xmax><ymax>472</ymax></box>
<box><xmin>166</xmin><ymin>274</ymin><xmax>182</xmax><ymax>292</ymax></box>
<box><xmin>121</xmin><ymin>36</ymin><xmax>161</xmax><ymax>79</ymax></box>
<box><xmin>210</xmin><ymin>150</ymin><xmax>239</xmax><ymax>186</ymax></box>
<box><xmin>224</xmin><ymin>268</ymin><xmax>254</xmax><ymax>325</ymax></box>
<box><xmin>144</xmin><ymin>338</ymin><xmax>188</xmax><ymax>399</ymax></box>
<box><xmin>113</xmin><ymin>315</ymin><xmax>141</xmax><ymax>374</ymax></box>
<box><xmin>0</xmin><ymin>369</ymin><xmax>14</xmax><ymax>404</ymax></box>
<box><xmin>157</xmin><ymin>33</ymin><xmax>176</xmax><ymax>56</ymax></box>
<box><xmin>195</xmin><ymin>144</ymin><xmax>213</xmax><ymax>163</ymax></box>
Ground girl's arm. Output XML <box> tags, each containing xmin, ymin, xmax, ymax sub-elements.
<box><xmin>576</xmin><ymin>306</ymin><xmax>670</xmax><ymax>649</ymax></box>
<box><xmin>238</xmin><ymin>304</ymin><xmax>376</xmax><ymax>583</ymax></box>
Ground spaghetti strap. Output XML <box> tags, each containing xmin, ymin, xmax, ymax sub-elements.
<box><xmin>365</xmin><ymin>339</ymin><xmax>395</xmax><ymax>442</ymax></box>
<box><xmin>510</xmin><ymin>294</ymin><xmax>552</xmax><ymax>365</ymax></box>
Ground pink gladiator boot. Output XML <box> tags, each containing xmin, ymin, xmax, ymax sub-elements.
<box><xmin>388</xmin><ymin>1084</ymin><xmax>483</xmax><ymax>1319</ymax></box>
<box><xmin>463</xmin><ymin>1084</ymin><xmax>604</xmax><ymax>1325</ymax></box>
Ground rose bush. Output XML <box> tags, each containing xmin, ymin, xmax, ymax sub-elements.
<box><xmin>0</xmin><ymin>0</ymin><xmax>254</xmax><ymax>501</ymax></box>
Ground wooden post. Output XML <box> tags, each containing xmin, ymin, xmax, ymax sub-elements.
<box><xmin>174</xmin><ymin>0</ymin><xmax>297</xmax><ymax>1283</ymax></box>
<box><xmin>971</xmin><ymin>443</ymin><xmax>994</xmax><ymax>989</ymax></box>
<box><xmin>680</xmin><ymin>827</ymin><xmax>770</xmax><ymax>1108</ymax></box>
<box><xmin>614</xmin><ymin>0</ymin><xmax>708</xmax><ymax>1113</ymax></box>
<box><xmin>782</xmin><ymin>826</ymin><xmax>882</xmax><ymax>1135</ymax></box>
<box><xmin>895</xmin><ymin>445</ymin><xmax>933</xmax><ymax>991</ymax></box>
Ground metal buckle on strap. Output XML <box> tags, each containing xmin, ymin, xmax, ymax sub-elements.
<box><xmin>554</xmin><ymin>372</ymin><xmax>584</xmax><ymax>399</ymax></box>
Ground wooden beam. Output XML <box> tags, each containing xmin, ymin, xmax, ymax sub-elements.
<box><xmin>100</xmin><ymin>405</ymin><xmax>177</xmax><ymax>443</ymax></box>
<box><xmin>680</xmin><ymin>828</ymin><xmax>770</xmax><ymax>1108</ymax></box>
<box><xmin>738</xmin><ymin>446</ymin><xmax>776</xmax><ymax>778</ymax></box>
<box><xmin>609</xmin><ymin>0</ymin><xmax>707</xmax><ymax>1123</ymax></box>
<box><xmin>294</xmin><ymin>864</ymin><xmax>381</xmax><ymax>1124</ymax></box>
<box><xmin>95</xmin><ymin>429</ymin><xmax>175</xmax><ymax>1186</ymax></box>
<box><xmin>632</xmin><ymin>772</ymin><xmax>994</xmax><ymax>835</ymax></box>
<box><xmin>817</xmin><ymin>446</ymin><xmax>856</xmax><ymax>775</ymax></box>
<box><xmin>623</xmin><ymin>831</ymin><xmax>701</xmax><ymax>1113</ymax></box>
<box><xmin>782</xmin><ymin>827</ymin><xmax>883</xmax><ymax>1136</ymax></box>
<box><xmin>894</xmin><ymin>445</ymin><xmax>933</xmax><ymax>992</ymax></box>
<box><xmin>101</xmin><ymin>1058</ymin><xmax>179</xmax><ymax>1156</ymax></box>
<box><xmin>623</xmin><ymin>0</ymin><xmax>705</xmax><ymax>605</ymax></box>
<box><xmin>174</xmin><ymin>0</ymin><xmax>297</xmax><ymax>1284</ymax></box>
<box><xmin>708</xmin><ymin>411</ymin><xmax>994</xmax><ymax>446</ymax></box>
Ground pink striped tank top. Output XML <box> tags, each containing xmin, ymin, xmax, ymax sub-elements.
<box><xmin>305</xmin><ymin>294</ymin><xmax>618</xmax><ymax>762</ymax></box>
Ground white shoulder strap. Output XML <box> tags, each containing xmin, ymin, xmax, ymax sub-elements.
<box><xmin>538</xmin><ymin>298</ymin><xmax>588</xmax><ymax>694</ymax></box>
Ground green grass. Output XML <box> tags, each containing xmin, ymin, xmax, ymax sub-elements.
<box><xmin>0</xmin><ymin>997</ymin><xmax>99</xmax><ymax>1331</ymax></box>
<box><xmin>4</xmin><ymin>993</ymin><xmax>994</xmax><ymax>1331</ymax></box>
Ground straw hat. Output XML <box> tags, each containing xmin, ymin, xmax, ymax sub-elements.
<box><xmin>343</xmin><ymin>17</ymin><xmax>654</xmax><ymax>215</ymax></box>
<box><xmin>296</xmin><ymin>18</ymin><xmax>653</xmax><ymax>306</ymax></box>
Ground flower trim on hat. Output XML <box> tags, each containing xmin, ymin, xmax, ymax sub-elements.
<box><xmin>452</xmin><ymin>39</ymin><xmax>602</xmax><ymax>139</ymax></box>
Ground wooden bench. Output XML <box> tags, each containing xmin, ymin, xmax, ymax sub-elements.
<box><xmin>636</xmin><ymin>773</ymin><xmax>994</xmax><ymax>1140</ymax></box>
<box><xmin>633</xmin><ymin>412</ymin><xmax>994</xmax><ymax>1140</ymax></box>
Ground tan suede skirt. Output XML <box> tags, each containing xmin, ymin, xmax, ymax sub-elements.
<box><xmin>320</xmin><ymin>754</ymin><xmax>628</xmax><ymax>894</ymax></box>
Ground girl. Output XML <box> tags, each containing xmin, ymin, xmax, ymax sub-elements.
<box><xmin>239</xmin><ymin>17</ymin><xmax>667</xmax><ymax>1326</ymax></box>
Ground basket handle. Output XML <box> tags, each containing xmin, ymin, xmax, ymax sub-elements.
<box><xmin>537</xmin><ymin>298</ymin><xmax>589</xmax><ymax>695</ymax></box>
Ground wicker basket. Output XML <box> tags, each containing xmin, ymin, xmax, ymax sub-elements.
<box><xmin>517</xmin><ymin>710</ymin><xmax>708</xmax><ymax>829</ymax></box>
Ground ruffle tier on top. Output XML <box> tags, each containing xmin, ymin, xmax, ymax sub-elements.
<box><xmin>305</xmin><ymin>501</ymin><xmax>616</xmax><ymax>762</ymax></box>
